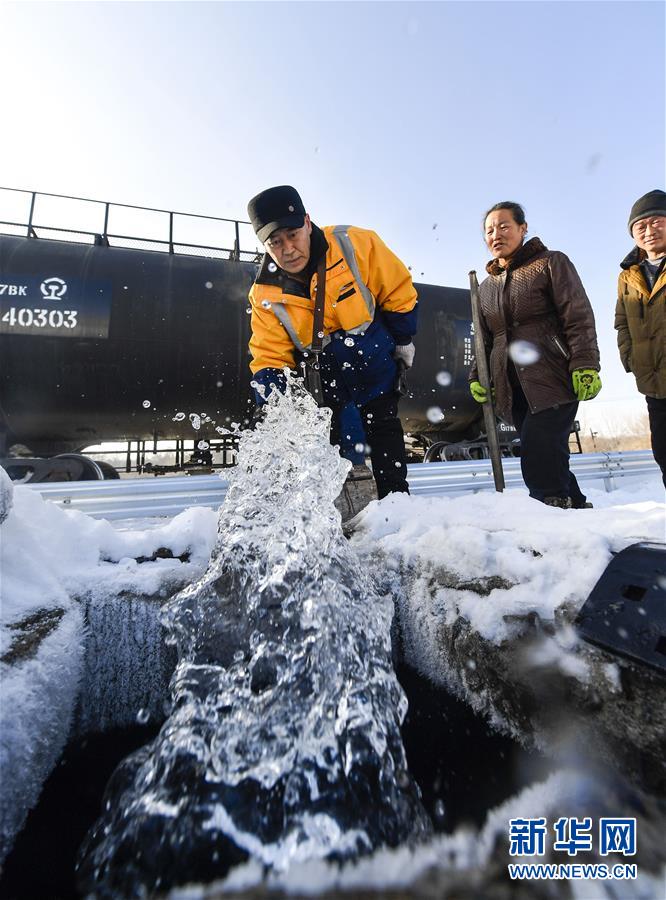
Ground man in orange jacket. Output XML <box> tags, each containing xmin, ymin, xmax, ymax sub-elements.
<box><xmin>247</xmin><ymin>185</ymin><xmax>418</xmax><ymax>498</ymax></box>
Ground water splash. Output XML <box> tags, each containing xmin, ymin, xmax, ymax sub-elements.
<box><xmin>77</xmin><ymin>374</ymin><xmax>430</xmax><ymax>896</ymax></box>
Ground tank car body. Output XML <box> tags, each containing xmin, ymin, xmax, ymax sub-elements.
<box><xmin>0</xmin><ymin>233</ymin><xmax>484</xmax><ymax>465</ymax></box>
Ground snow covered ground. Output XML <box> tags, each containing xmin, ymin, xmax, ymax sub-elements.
<box><xmin>0</xmin><ymin>462</ymin><xmax>664</xmax><ymax>893</ymax></box>
<box><xmin>0</xmin><ymin>471</ymin><xmax>218</xmax><ymax>864</ymax></box>
<box><xmin>353</xmin><ymin>474</ymin><xmax>664</xmax><ymax>647</ymax></box>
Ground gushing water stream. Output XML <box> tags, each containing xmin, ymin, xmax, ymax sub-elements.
<box><xmin>77</xmin><ymin>377</ymin><xmax>430</xmax><ymax>897</ymax></box>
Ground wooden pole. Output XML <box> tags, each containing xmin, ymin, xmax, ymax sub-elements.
<box><xmin>469</xmin><ymin>270</ymin><xmax>505</xmax><ymax>492</ymax></box>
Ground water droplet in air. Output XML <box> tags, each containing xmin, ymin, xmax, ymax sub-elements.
<box><xmin>205</xmin><ymin>281</ymin><xmax>213</xmax><ymax>289</ymax></box>
<box><xmin>261</xmin><ymin>299</ymin><xmax>271</xmax><ymax>309</ymax></box>
<box><xmin>136</xmin><ymin>708</ymin><xmax>150</xmax><ymax>725</ymax></box>
<box><xmin>172</xmin><ymin>412</ymin><xmax>186</xmax><ymax>422</ymax></box>
<box><xmin>142</xmin><ymin>400</ymin><xmax>151</xmax><ymax>408</ymax></box>
<box><xmin>426</xmin><ymin>406</ymin><xmax>445</xmax><ymax>424</ymax></box>
<box><xmin>434</xmin><ymin>799</ymin><xmax>446</xmax><ymax>820</ymax></box>
<box><xmin>198</xmin><ymin>441</ymin><xmax>209</xmax><ymax>450</ymax></box>
<box><xmin>344</xmin><ymin>337</ymin><xmax>355</xmax><ymax>347</ymax></box>
<box><xmin>354</xmin><ymin>443</ymin><xmax>365</xmax><ymax>453</ymax></box>
<box><xmin>436</xmin><ymin>371</ymin><xmax>452</xmax><ymax>387</ymax></box>
<box><xmin>189</xmin><ymin>414</ymin><xmax>201</xmax><ymax>430</ymax></box>
<box><xmin>509</xmin><ymin>340</ymin><xmax>540</xmax><ymax>365</ymax></box>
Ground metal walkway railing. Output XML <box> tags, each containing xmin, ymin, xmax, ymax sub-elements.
<box><xmin>0</xmin><ymin>187</ymin><xmax>262</xmax><ymax>263</ymax></box>
<box><xmin>25</xmin><ymin>451</ymin><xmax>660</xmax><ymax>521</ymax></box>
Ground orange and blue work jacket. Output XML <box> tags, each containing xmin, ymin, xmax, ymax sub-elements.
<box><xmin>248</xmin><ymin>223</ymin><xmax>418</xmax><ymax>406</ymax></box>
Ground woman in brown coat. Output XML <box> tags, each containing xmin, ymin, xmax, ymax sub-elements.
<box><xmin>469</xmin><ymin>202</ymin><xmax>601</xmax><ymax>508</ymax></box>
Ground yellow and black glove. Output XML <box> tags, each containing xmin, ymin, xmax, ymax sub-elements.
<box><xmin>572</xmin><ymin>369</ymin><xmax>602</xmax><ymax>402</ymax></box>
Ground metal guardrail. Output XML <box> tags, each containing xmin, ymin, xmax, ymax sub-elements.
<box><xmin>407</xmin><ymin>450</ymin><xmax>660</xmax><ymax>497</ymax></box>
<box><xmin>25</xmin><ymin>451</ymin><xmax>660</xmax><ymax>521</ymax></box>
<box><xmin>29</xmin><ymin>475</ymin><xmax>229</xmax><ymax>521</ymax></box>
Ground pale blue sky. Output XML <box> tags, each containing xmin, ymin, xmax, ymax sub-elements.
<box><xmin>1</xmin><ymin>0</ymin><xmax>664</xmax><ymax>431</ymax></box>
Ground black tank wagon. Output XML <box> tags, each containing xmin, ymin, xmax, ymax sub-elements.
<box><xmin>0</xmin><ymin>190</ymin><xmax>491</xmax><ymax>480</ymax></box>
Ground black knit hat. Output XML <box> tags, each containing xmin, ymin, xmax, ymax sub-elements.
<box><xmin>247</xmin><ymin>185</ymin><xmax>306</xmax><ymax>243</ymax></box>
<box><xmin>628</xmin><ymin>189</ymin><xmax>666</xmax><ymax>235</ymax></box>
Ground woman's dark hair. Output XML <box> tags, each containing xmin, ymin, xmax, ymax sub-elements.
<box><xmin>482</xmin><ymin>201</ymin><xmax>526</xmax><ymax>228</ymax></box>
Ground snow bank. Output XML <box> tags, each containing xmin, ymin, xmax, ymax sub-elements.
<box><xmin>349</xmin><ymin>476</ymin><xmax>666</xmax><ymax>785</ymax></box>
<box><xmin>0</xmin><ymin>483</ymin><xmax>84</xmax><ymax>864</ymax></box>
<box><xmin>0</xmin><ymin>478</ymin><xmax>218</xmax><ymax>863</ymax></box>
<box><xmin>353</xmin><ymin>482</ymin><xmax>664</xmax><ymax>645</ymax></box>
<box><xmin>0</xmin><ymin>465</ymin><xmax>12</xmax><ymax>525</ymax></box>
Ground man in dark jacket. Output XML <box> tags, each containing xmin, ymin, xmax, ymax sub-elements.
<box><xmin>615</xmin><ymin>189</ymin><xmax>666</xmax><ymax>487</ymax></box>
<box><xmin>246</xmin><ymin>185</ymin><xmax>418</xmax><ymax>500</ymax></box>
<box><xmin>469</xmin><ymin>202</ymin><xmax>601</xmax><ymax>508</ymax></box>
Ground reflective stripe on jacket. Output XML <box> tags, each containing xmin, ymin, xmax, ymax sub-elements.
<box><xmin>248</xmin><ymin>224</ymin><xmax>417</xmax><ymax>375</ymax></box>
<box><xmin>615</xmin><ymin>247</ymin><xmax>666</xmax><ymax>399</ymax></box>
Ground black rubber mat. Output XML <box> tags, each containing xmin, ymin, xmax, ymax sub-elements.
<box><xmin>576</xmin><ymin>542</ymin><xmax>666</xmax><ymax>676</ymax></box>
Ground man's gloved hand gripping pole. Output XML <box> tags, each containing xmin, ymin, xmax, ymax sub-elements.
<box><xmin>393</xmin><ymin>341</ymin><xmax>415</xmax><ymax>396</ymax></box>
<box><xmin>303</xmin><ymin>258</ymin><xmax>327</xmax><ymax>406</ymax></box>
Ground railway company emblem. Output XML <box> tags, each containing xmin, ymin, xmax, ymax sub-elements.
<box><xmin>40</xmin><ymin>277</ymin><xmax>68</xmax><ymax>301</ymax></box>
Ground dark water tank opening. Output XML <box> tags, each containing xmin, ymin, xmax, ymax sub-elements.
<box><xmin>0</xmin><ymin>724</ymin><xmax>160</xmax><ymax>900</ymax></box>
<box><xmin>395</xmin><ymin>663</ymin><xmax>552</xmax><ymax>833</ymax></box>
<box><xmin>0</xmin><ymin>670</ymin><xmax>551</xmax><ymax>899</ymax></box>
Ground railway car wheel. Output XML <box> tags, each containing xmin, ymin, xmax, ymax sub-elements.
<box><xmin>96</xmin><ymin>461</ymin><xmax>121</xmax><ymax>480</ymax></box>
<box><xmin>54</xmin><ymin>454</ymin><xmax>105</xmax><ymax>481</ymax></box>
<box><xmin>423</xmin><ymin>441</ymin><xmax>449</xmax><ymax>463</ymax></box>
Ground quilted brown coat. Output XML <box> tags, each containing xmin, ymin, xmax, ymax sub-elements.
<box><xmin>615</xmin><ymin>247</ymin><xmax>666</xmax><ymax>399</ymax></box>
<box><xmin>469</xmin><ymin>238</ymin><xmax>600</xmax><ymax>424</ymax></box>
